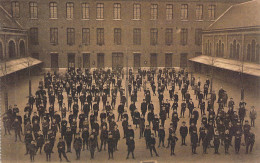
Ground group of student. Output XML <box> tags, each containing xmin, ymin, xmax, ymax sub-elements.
<box><xmin>2</xmin><ymin>67</ymin><xmax>257</xmax><ymax>162</ymax></box>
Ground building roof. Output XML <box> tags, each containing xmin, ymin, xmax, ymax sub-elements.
<box><xmin>189</xmin><ymin>55</ymin><xmax>260</xmax><ymax>77</ymax></box>
<box><xmin>208</xmin><ymin>0</ymin><xmax>260</xmax><ymax>30</ymax></box>
<box><xmin>0</xmin><ymin>57</ymin><xmax>43</xmax><ymax>77</ymax></box>
<box><xmin>0</xmin><ymin>5</ymin><xmax>23</xmax><ymax>30</ymax></box>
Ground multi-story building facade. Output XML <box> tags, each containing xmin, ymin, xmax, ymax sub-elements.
<box><xmin>0</xmin><ymin>0</ymin><xmax>248</xmax><ymax>69</ymax></box>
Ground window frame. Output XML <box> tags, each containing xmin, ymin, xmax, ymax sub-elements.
<box><xmin>150</xmin><ymin>28</ymin><xmax>158</xmax><ymax>46</ymax></box>
<box><xmin>150</xmin><ymin>4</ymin><xmax>158</xmax><ymax>20</ymax></box>
<box><xmin>133</xmin><ymin>3</ymin><xmax>141</xmax><ymax>20</ymax></box>
<box><xmin>114</xmin><ymin>28</ymin><xmax>122</xmax><ymax>45</ymax></box>
<box><xmin>97</xmin><ymin>28</ymin><xmax>105</xmax><ymax>45</ymax></box>
<box><xmin>181</xmin><ymin>4</ymin><xmax>188</xmax><ymax>21</ymax></box>
<box><xmin>82</xmin><ymin>28</ymin><xmax>90</xmax><ymax>45</ymax></box>
<box><xmin>82</xmin><ymin>3</ymin><xmax>90</xmax><ymax>20</ymax></box>
<box><xmin>11</xmin><ymin>1</ymin><xmax>20</xmax><ymax>18</ymax></box>
<box><xmin>29</xmin><ymin>2</ymin><xmax>38</xmax><ymax>19</ymax></box>
<box><xmin>49</xmin><ymin>2</ymin><xmax>58</xmax><ymax>19</ymax></box>
<box><xmin>133</xmin><ymin>28</ymin><xmax>141</xmax><ymax>45</ymax></box>
<box><xmin>113</xmin><ymin>3</ymin><xmax>121</xmax><ymax>20</ymax></box>
<box><xmin>67</xmin><ymin>28</ymin><xmax>75</xmax><ymax>46</ymax></box>
<box><xmin>50</xmin><ymin>28</ymin><xmax>58</xmax><ymax>45</ymax></box>
<box><xmin>96</xmin><ymin>3</ymin><xmax>104</xmax><ymax>20</ymax></box>
<box><xmin>196</xmin><ymin>4</ymin><xmax>203</xmax><ymax>21</ymax></box>
<box><xmin>208</xmin><ymin>5</ymin><xmax>216</xmax><ymax>21</ymax></box>
<box><xmin>66</xmin><ymin>2</ymin><xmax>74</xmax><ymax>20</ymax></box>
<box><xmin>180</xmin><ymin>28</ymin><xmax>188</xmax><ymax>46</ymax></box>
<box><xmin>165</xmin><ymin>28</ymin><xmax>173</xmax><ymax>46</ymax></box>
<box><xmin>166</xmin><ymin>4</ymin><xmax>173</xmax><ymax>21</ymax></box>
<box><xmin>29</xmin><ymin>27</ymin><xmax>39</xmax><ymax>45</ymax></box>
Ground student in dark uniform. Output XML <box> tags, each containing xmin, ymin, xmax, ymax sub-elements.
<box><xmin>65</xmin><ymin>127</ymin><xmax>73</xmax><ymax>153</ymax></box>
<box><xmin>36</xmin><ymin>131</ymin><xmax>45</xmax><ymax>154</ymax></box>
<box><xmin>144</xmin><ymin>125</ymin><xmax>151</xmax><ymax>149</ymax></box>
<box><xmin>179</xmin><ymin>121</ymin><xmax>188</xmax><ymax>145</ymax></box>
<box><xmin>25</xmin><ymin>130</ymin><xmax>33</xmax><ymax>155</ymax></box>
<box><xmin>57</xmin><ymin>138</ymin><xmax>70</xmax><ymax>162</ymax></box>
<box><xmin>191</xmin><ymin>130</ymin><xmax>198</xmax><ymax>154</ymax></box>
<box><xmin>126</xmin><ymin>136</ymin><xmax>135</xmax><ymax>159</ymax></box>
<box><xmin>148</xmin><ymin>133</ymin><xmax>159</xmax><ymax>157</ymax></box>
<box><xmin>99</xmin><ymin>125</ymin><xmax>108</xmax><ymax>151</ymax></box>
<box><xmin>246</xmin><ymin>130</ymin><xmax>255</xmax><ymax>154</ymax></box>
<box><xmin>180</xmin><ymin>100</ymin><xmax>186</xmax><ymax>118</ymax></box>
<box><xmin>12</xmin><ymin>118</ymin><xmax>22</xmax><ymax>142</ymax></box>
<box><xmin>158</xmin><ymin>125</ymin><xmax>165</xmax><ymax>147</ymax></box>
<box><xmin>28</xmin><ymin>140</ymin><xmax>37</xmax><ymax>162</ymax></box>
<box><xmin>113</xmin><ymin>125</ymin><xmax>120</xmax><ymax>150</ymax></box>
<box><xmin>82</xmin><ymin>127</ymin><xmax>89</xmax><ymax>151</ymax></box>
<box><xmin>224</xmin><ymin>130</ymin><xmax>230</xmax><ymax>154</ymax></box>
<box><xmin>168</xmin><ymin>133</ymin><xmax>178</xmax><ymax>155</ymax></box>
<box><xmin>202</xmin><ymin>130</ymin><xmax>210</xmax><ymax>154</ymax></box>
<box><xmin>44</xmin><ymin>140</ymin><xmax>52</xmax><ymax>161</ymax></box>
<box><xmin>107</xmin><ymin>133</ymin><xmax>114</xmax><ymax>159</ymax></box>
<box><xmin>234</xmin><ymin>130</ymin><xmax>241</xmax><ymax>154</ymax></box>
<box><xmin>139</xmin><ymin>115</ymin><xmax>145</xmax><ymax>139</ymax></box>
<box><xmin>73</xmin><ymin>133</ymin><xmax>83</xmax><ymax>160</ymax></box>
<box><xmin>213</xmin><ymin>131</ymin><xmax>220</xmax><ymax>154</ymax></box>
<box><xmin>89</xmin><ymin>134</ymin><xmax>97</xmax><ymax>159</ymax></box>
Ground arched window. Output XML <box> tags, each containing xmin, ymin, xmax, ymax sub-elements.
<box><xmin>230</xmin><ymin>43</ymin><xmax>233</xmax><ymax>58</ymax></box>
<box><xmin>8</xmin><ymin>40</ymin><xmax>16</xmax><ymax>59</ymax></box>
<box><xmin>0</xmin><ymin>42</ymin><xmax>3</xmax><ymax>60</ymax></box>
<box><xmin>221</xmin><ymin>43</ymin><xmax>224</xmax><ymax>57</ymax></box>
<box><xmin>256</xmin><ymin>44</ymin><xmax>260</xmax><ymax>63</ymax></box>
<box><xmin>216</xmin><ymin>43</ymin><xmax>219</xmax><ymax>57</ymax></box>
<box><xmin>209</xmin><ymin>43</ymin><xmax>212</xmax><ymax>56</ymax></box>
<box><xmin>236</xmin><ymin>43</ymin><xmax>240</xmax><ymax>60</ymax></box>
<box><xmin>247</xmin><ymin>44</ymin><xmax>251</xmax><ymax>61</ymax></box>
<box><xmin>251</xmin><ymin>40</ymin><xmax>256</xmax><ymax>62</ymax></box>
<box><xmin>233</xmin><ymin>40</ymin><xmax>237</xmax><ymax>59</ymax></box>
<box><xmin>204</xmin><ymin>42</ymin><xmax>208</xmax><ymax>55</ymax></box>
<box><xmin>19</xmin><ymin>40</ymin><xmax>26</xmax><ymax>57</ymax></box>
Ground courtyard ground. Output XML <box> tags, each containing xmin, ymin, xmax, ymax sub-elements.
<box><xmin>1</xmin><ymin>68</ymin><xmax>260</xmax><ymax>163</ymax></box>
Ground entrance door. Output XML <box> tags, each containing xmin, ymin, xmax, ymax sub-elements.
<box><xmin>150</xmin><ymin>53</ymin><xmax>157</xmax><ymax>68</ymax></box>
<box><xmin>83</xmin><ymin>53</ymin><xmax>90</xmax><ymax>68</ymax></box>
<box><xmin>68</xmin><ymin>53</ymin><xmax>75</xmax><ymax>68</ymax></box>
<box><xmin>97</xmin><ymin>53</ymin><xmax>105</xmax><ymax>68</ymax></box>
<box><xmin>51</xmin><ymin>53</ymin><xmax>59</xmax><ymax>69</ymax></box>
<box><xmin>112</xmin><ymin>52</ymin><xmax>124</xmax><ymax>68</ymax></box>
<box><xmin>180</xmin><ymin>53</ymin><xmax>188</xmax><ymax>68</ymax></box>
<box><xmin>133</xmin><ymin>53</ymin><xmax>141</xmax><ymax>68</ymax></box>
<box><xmin>165</xmin><ymin>53</ymin><xmax>173</xmax><ymax>67</ymax></box>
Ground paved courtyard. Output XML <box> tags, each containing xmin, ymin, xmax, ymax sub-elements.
<box><xmin>1</xmin><ymin>68</ymin><xmax>260</xmax><ymax>163</ymax></box>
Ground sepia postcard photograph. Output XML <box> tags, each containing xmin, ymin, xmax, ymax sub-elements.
<box><xmin>0</xmin><ymin>0</ymin><xmax>259</xmax><ymax>162</ymax></box>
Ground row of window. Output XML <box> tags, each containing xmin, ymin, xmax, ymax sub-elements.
<box><xmin>47</xmin><ymin>52</ymin><xmax>188</xmax><ymax>68</ymax></box>
<box><xmin>11</xmin><ymin>1</ymin><xmax>216</xmax><ymax>21</ymax></box>
<box><xmin>0</xmin><ymin>40</ymin><xmax>26</xmax><ymax>60</ymax></box>
<box><xmin>204</xmin><ymin>39</ymin><xmax>260</xmax><ymax>64</ymax></box>
<box><xmin>29</xmin><ymin>27</ymin><xmax>202</xmax><ymax>46</ymax></box>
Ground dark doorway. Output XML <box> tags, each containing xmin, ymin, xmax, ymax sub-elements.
<box><xmin>133</xmin><ymin>53</ymin><xmax>141</xmax><ymax>68</ymax></box>
<box><xmin>83</xmin><ymin>53</ymin><xmax>90</xmax><ymax>68</ymax></box>
<box><xmin>180</xmin><ymin>53</ymin><xmax>188</xmax><ymax>68</ymax></box>
<box><xmin>97</xmin><ymin>53</ymin><xmax>105</xmax><ymax>68</ymax></box>
<box><xmin>19</xmin><ymin>41</ymin><xmax>26</xmax><ymax>57</ymax></box>
<box><xmin>150</xmin><ymin>53</ymin><xmax>157</xmax><ymax>68</ymax></box>
<box><xmin>165</xmin><ymin>53</ymin><xmax>173</xmax><ymax>67</ymax></box>
<box><xmin>51</xmin><ymin>53</ymin><xmax>59</xmax><ymax>69</ymax></box>
<box><xmin>68</xmin><ymin>53</ymin><xmax>75</xmax><ymax>68</ymax></box>
<box><xmin>9</xmin><ymin>40</ymin><xmax>16</xmax><ymax>59</ymax></box>
<box><xmin>112</xmin><ymin>52</ymin><xmax>124</xmax><ymax>68</ymax></box>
